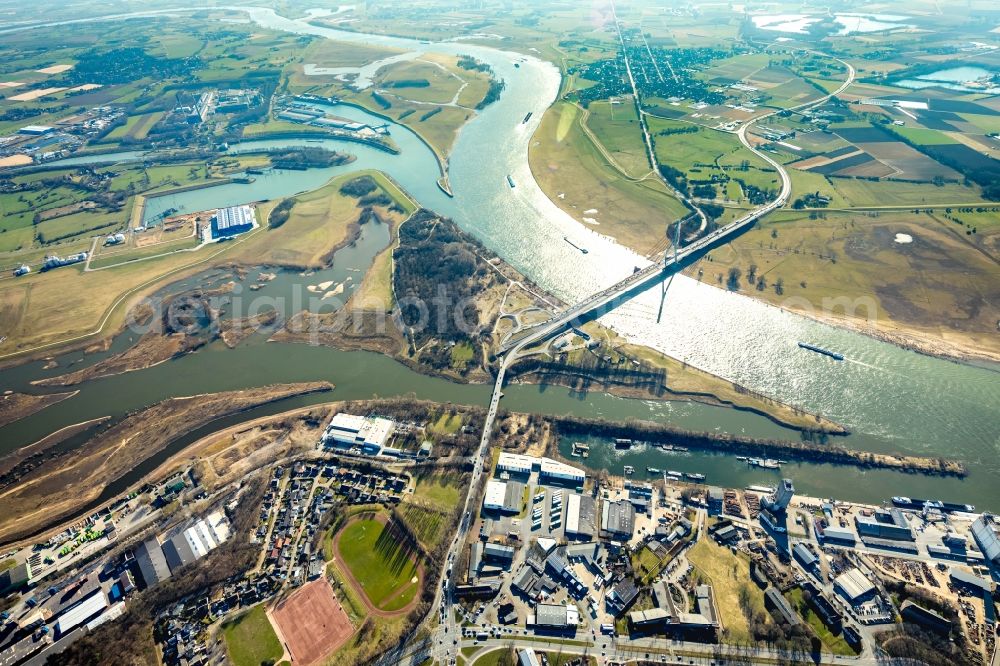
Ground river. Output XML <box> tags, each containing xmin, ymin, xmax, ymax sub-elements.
<box><xmin>0</xmin><ymin>7</ymin><xmax>998</xmax><ymax>509</ymax></box>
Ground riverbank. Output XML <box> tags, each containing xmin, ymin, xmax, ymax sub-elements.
<box><xmin>0</xmin><ymin>416</ymin><xmax>110</xmax><ymax>478</ymax></box>
<box><xmin>0</xmin><ymin>381</ymin><xmax>334</xmax><ymax>547</ymax></box>
<box><xmin>506</xmin><ymin>353</ymin><xmax>846</xmax><ymax>435</ymax></box>
<box><xmin>803</xmin><ymin>305</ymin><xmax>1000</xmax><ymax>366</ymax></box>
<box><xmin>0</xmin><ymin>391</ymin><xmax>77</xmax><ymax>428</ymax></box>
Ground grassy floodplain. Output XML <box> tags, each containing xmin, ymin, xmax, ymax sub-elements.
<box><xmin>529</xmin><ymin>100</ymin><xmax>689</xmax><ymax>252</ymax></box>
<box><xmin>283</xmin><ymin>44</ymin><xmax>495</xmax><ymax>164</ymax></box>
<box><xmin>0</xmin><ymin>169</ymin><xmax>408</xmax><ymax>359</ymax></box>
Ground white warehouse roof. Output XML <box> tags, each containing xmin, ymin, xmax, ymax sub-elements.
<box><xmin>835</xmin><ymin>568</ymin><xmax>875</xmax><ymax>602</ymax></box>
<box><xmin>495</xmin><ymin>452</ymin><xmax>584</xmax><ymax>482</ymax></box>
<box><xmin>497</xmin><ymin>452</ymin><xmax>534</xmax><ymax>474</ymax></box>
<box><xmin>540</xmin><ymin>458</ymin><xmax>585</xmax><ymax>481</ymax></box>
<box><xmin>56</xmin><ymin>591</ymin><xmax>108</xmax><ymax>635</ymax></box>
<box><xmin>484</xmin><ymin>480</ymin><xmax>507</xmax><ymax>510</ymax></box>
<box><xmin>324</xmin><ymin>413</ymin><xmax>394</xmax><ymax>451</ymax></box>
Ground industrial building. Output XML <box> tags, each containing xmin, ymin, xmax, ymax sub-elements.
<box><xmin>600</xmin><ymin>499</ymin><xmax>636</xmax><ymax>541</ymax></box>
<box><xmin>494</xmin><ymin>452</ymin><xmax>584</xmax><ymax>485</ymax></box>
<box><xmin>900</xmin><ymin>601</ymin><xmax>951</xmax><ymax>634</ymax></box>
<box><xmin>529</xmin><ymin>603</ymin><xmax>579</xmax><ymax>630</ymax></box>
<box><xmin>630</xmin><ymin>583</ymin><xmax>719</xmax><ymax>634</ymax></box>
<box><xmin>497</xmin><ymin>452</ymin><xmax>535</xmax><ymax>476</ymax></box>
<box><xmin>42</xmin><ymin>252</ymin><xmax>88</xmax><ymax>270</ymax></box>
<box><xmin>855</xmin><ymin>508</ymin><xmax>913</xmax><ymax>541</ymax></box>
<box><xmin>763</xmin><ymin>479</ymin><xmax>794</xmax><ymax>513</ymax></box>
<box><xmin>820</xmin><ymin>526</ymin><xmax>856</xmax><ymax>545</ymax></box>
<box><xmin>834</xmin><ymin>568</ymin><xmax>877</xmax><ymax>604</ymax></box>
<box><xmin>135</xmin><ymin>537</ymin><xmax>172</xmax><ymax>587</ymax></box>
<box><xmin>609</xmin><ymin>577</ymin><xmax>639</xmax><ymax>612</ymax></box>
<box><xmin>0</xmin><ymin>560</ymin><xmax>30</xmax><ymax>594</ymax></box>
<box><xmin>765</xmin><ymin>588</ymin><xmax>800</xmax><ymax>626</ymax></box>
<box><xmin>55</xmin><ymin>590</ymin><xmax>108</xmax><ymax>637</ymax></box>
<box><xmin>565</xmin><ymin>492</ymin><xmax>596</xmax><ymax>539</ymax></box>
<box><xmin>950</xmin><ymin>567</ymin><xmax>994</xmax><ymax>594</ymax></box>
<box><xmin>211</xmin><ymin>204</ymin><xmax>256</xmax><ymax>239</ymax></box>
<box><xmin>539</xmin><ymin>458</ymin><xmax>586</xmax><ymax>484</ymax></box>
<box><xmin>707</xmin><ymin>487</ymin><xmax>724</xmax><ymax>515</ymax></box>
<box><xmin>162</xmin><ymin>510</ymin><xmax>231</xmax><ymax>572</ymax></box>
<box><xmin>518</xmin><ymin>648</ymin><xmax>541</xmax><ymax>666</ymax></box>
<box><xmin>793</xmin><ymin>543</ymin><xmax>818</xmax><ymax>570</ymax></box>
<box><xmin>322</xmin><ymin>413</ymin><xmax>395</xmax><ymax>455</ymax></box>
<box><xmin>482</xmin><ymin>480</ymin><xmax>524</xmax><ymax>514</ymax></box>
<box><xmin>971</xmin><ymin>514</ymin><xmax>1000</xmax><ymax>566</ymax></box>
<box><xmin>18</xmin><ymin>125</ymin><xmax>54</xmax><ymax>135</ymax></box>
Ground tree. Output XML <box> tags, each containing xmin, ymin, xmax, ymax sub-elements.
<box><xmin>726</xmin><ymin>267</ymin><xmax>742</xmax><ymax>291</ymax></box>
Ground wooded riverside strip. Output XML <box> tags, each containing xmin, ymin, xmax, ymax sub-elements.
<box><xmin>550</xmin><ymin>415</ymin><xmax>966</xmax><ymax>477</ymax></box>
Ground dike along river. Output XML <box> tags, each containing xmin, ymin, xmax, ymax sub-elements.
<box><xmin>1</xmin><ymin>8</ymin><xmax>999</xmax><ymax>509</ymax></box>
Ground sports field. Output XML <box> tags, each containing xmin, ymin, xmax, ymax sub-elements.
<box><xmin>271</xmin><ymin>578</ymin><xmax>353</xmax><ymax>665</ymax></box>
<box><xmin>336</xmin><ymin>517</ymin><xmax>421</xmax><ymax>612</ymax></box>
<box><xmin>221</xmin><ymin>604</ymin><xmax>284</xmax><ymax>666</ymax></box>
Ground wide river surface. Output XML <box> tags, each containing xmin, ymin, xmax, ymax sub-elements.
<box><xmin>1</xmin><ymin>7</ymin><xmax>999</xmax><ymax>509</ymax></box>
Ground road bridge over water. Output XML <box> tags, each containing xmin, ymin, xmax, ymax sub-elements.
<box><xmin>426</xmin><ymin>11</ymin><xmax>856</xmax><ymax>665</ymax></box>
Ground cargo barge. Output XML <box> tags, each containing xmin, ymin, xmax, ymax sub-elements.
<box><xmin>798</xmin><ymin>341</ymin><xmax>844</xmax><ymax>361</ymax></box>
<box><xmin>563</xmin><ymin>236</ymin><xmax>589</xmax><ymax>254</ymax></box>
<box><xmin>892</xmin><ymin>496</ymin><xmax>975</xmax><ymax>513</ymax></box>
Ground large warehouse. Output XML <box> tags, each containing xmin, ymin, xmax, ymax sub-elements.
<box><xmin>322</xmin><ymin>413</ymin><xmax>395</xmax><ymax>455</ymax></box>
<box><xmin>601</xmin><ymin>500</ymin><xmax>636</xmax><ymax>541</ymax></box>
<box><xmin>495</xmin><ymin>453</ymin><xmax>585</xmax><ymax>485</ymax></box>
<box><xmin>834</xmin><ymin>568</ymin><xmax>877</xmax><ymax>604</ymax></box>
<box><xmin>211</xmin><ymin>204</ymin><xmax>256</xmax><ymax>239</ymax></box>
<box><xmin>855</xmin><ymin>508</ymin><xmax>913</xmax><ymax>541</ymax></box>
<box><xmin>162</xmin><ymin>510</ymin><xmax>231</xmax><ymax>572</ymax></box>
<box><xmin>971</xmin><ymin>514</ymin><xmax>1000</xmax><ymax>566</ymax></box>
<box><xmin>529</xmin><ymin>603</ymin><xmax>579</xmax><ymax>630</ymax></box>
<box><xmin>55</xmin><ymin>590</ymin><xmax>108</xmax><ymax>637</ymax></box>
<box><xmin>565</xmin><ymin>493</ymin><xmax>596</xmax><ymax>539</ymax></box>
<box><xmin>483</xmin><ymin>480</ymin><xmax>524</xmax><ymax>514</ymax></box>
<box><xmin>135</xmin><ymin>537</ymin><xmax>172</xmax><ymax>588</ymax></box>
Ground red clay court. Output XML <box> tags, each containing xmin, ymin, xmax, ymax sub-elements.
<box><xmin>270</xmin><ymin>577</ymin><xmax>353</xmax><ymax>665</ymax></box>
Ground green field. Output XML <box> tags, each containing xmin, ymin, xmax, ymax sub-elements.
<box><xmin>687</xmin><ymin>538</ymin><xmax>768</xmax><ymax>644</ymax></box>
<box><xmin>647</xmin><ymin>118</ymin><xmax>778</xmax><ymax>194</ymax></box>
<box><xmin>828</xmin><ymin>178</ymin><xmax>984</xmax><ymax>207</ymax></box>
<box><xmin>103</xmin><ymin>111</ymin><xmax>164</xmax><ymax>142</ymax></box>
<box><xmin>584</xmin><ymin>100</ymin><xmax>651</xmax><ymax>177</ymax></box>
<box><xmin>529</xmin><ymin>101</ymin><xmax>689</xmax><ymax>252</ymax></box>
<box><xmin>337</xmin><ymin>517</ymin><xmax>420</xmax><ymax>611</ymax></box>
<box><xmin>398</xmin><ymin>503</ymin><xmax>449</xmax><ymax>550</ymax></box>
<box><xmin>450</xmin><ymin>341</ymin><xmax>475</xmax><ymax>370</ymax></box>
<box><xmin>893</xmin><ymin>127</ymin><xmax>958</xmax><ymax>146</ymax></box>
<box><xmin>429</xmin><ymin>411</ymin><xmax>463</xmax><ymax>436</ymax></box>
<box><xmin>221</xmin><ymin>605</ymin><xmax>284</xmax><ymax>666</ymax></box>
<box><xmin>412</xmin><ymin>469</ymin><xmax>464</xmax><ymax>511</ymax></box>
